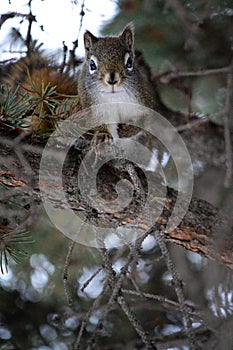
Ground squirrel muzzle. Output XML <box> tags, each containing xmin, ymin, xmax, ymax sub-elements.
<box><xmin>104</xmin><ymin>71</ymin><xmax>121</xmax><ymax>91</ymax></box>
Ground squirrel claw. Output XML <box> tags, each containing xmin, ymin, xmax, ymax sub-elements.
<box><xmin>91</xmin><ymin>130</ymin><xmax>112</xmax><ymax>155</ymax></box>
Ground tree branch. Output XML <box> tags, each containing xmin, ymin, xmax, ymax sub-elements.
<box><xmin>0</xmin><ymin>132</ymin><xmax>232</xmax><ymax>270</ymax></box>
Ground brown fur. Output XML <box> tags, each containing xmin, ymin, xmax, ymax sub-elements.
<box><xmin>1</xmin><ymin>24</ymin><xmax>156</xmax><ymax>136</ymax></box>
<box><xmin>78</xmin><ymin>23</ymin><xmax>157</xmax><ymax>110</ymax></box>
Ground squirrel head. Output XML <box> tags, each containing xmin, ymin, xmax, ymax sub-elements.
<box><xmin>83</xmin><ymin>23</ymin><xmax>135</xmax><ymax>91</ymax></box>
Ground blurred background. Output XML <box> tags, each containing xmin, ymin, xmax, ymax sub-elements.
<box><xmin>0</xmin><ymin>0</ymin><xmax>232</xmax><ymax>349</ymax></box>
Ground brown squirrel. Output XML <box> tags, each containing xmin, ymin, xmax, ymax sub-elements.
<box><xmin>1</xmin><ymin>23</ymin><xmax>157</xmax><ymax>136</ymax></box>
<box><xmin>78</xmin><ymin>23</ymin><xmax>156</xmax><ymax>110</ymax></box>
<box><xmin>78</xmin><ymin>23</ymin><xmax>158</xmax><ymax>140</ymax></box>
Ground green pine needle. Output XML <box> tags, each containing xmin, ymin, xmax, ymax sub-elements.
<box><xmin>0</xmin><ymin>229</ymin><xmax>33</xmax><ymax>274</ymax></box>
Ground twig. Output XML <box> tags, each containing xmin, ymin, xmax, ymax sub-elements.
<box><xmin>223</xmin><ymin>60</ymin><xmax>233</xmax><ymax>187</ymax></box>
<box><xmin>0</xmin><ymin>58</ymin><xmax>18</xmax><ymax>64</ymax></box>
<box><xmin>83</xmin><ymin>228</ymin><xmax>158</xmax><ymax>350</ymax></box>
<box><xmin>129</xmin><ymin>275</ymin><xmax>144</xmax><ymax>295</ymax></box>
<box><xmin>60</xmin><ymin>41</ymin><xmax>68</xmax><ymax>74</ymax></box>
<box><xmin>176</xmin><ymin>114</ymin><xmax>210</xmax><ymax>132</ymax></box>
<box><xmin>76</xmin><ymin>222</ymin><xmax>117</xmax><ymax>349</ymax></box>
<box><xmin>154</xmin><ymin>230</ymin><xmax>202</xmax><ymax>350</ymax></box>
<box><xmin>77</xmin><ymin>0</ymin><xmax>86</xmax><ymax>38</ymax></box>
<box><xmin>121</xmin><ymin>288</ymin><xmax>196</xmax><ymax>315</ymax></box>
<box><xmin>117</xmin><ymin>295</ymin><xmax>157</xmax><ymax>349</ymax></box>
<box><xmin>25</xmin><ymin>1</ymin><xmax>36</xmax><ymax>54</ymax></box>
<box><xmin>123</xmin><ymin>160</ymin><xmax>144</xmax><ymax>196</ymax></box>
<box><xmin>160</xmin><ymin>65</ymin><xmax>231</xmax><ymax>84</ymax></box>
<box><xmin>63</xmin><ymin>240</ymin><xmax>76</xmax><ymax>306</ymax></box>
<box><xmin>80</xmin><ymin>266</ymin><xmax>103</xmax><ymax>293</ymax></box>
<box><xmin>95</xmin><ymin>228</ymin><xmax>116</xmax><ymax>289</ymax></box>
<box><xmin>74</xmin><ymin>282</ymin><xmax>108</xmax><ymax>350</ymax></box>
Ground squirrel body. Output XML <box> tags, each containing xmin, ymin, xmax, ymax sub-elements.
<box><xmin>78</xmin><ymin>23</ymin><xmax>156</xmax><ymax>110</ymax></box>
<box><xmin>77</xmin><ymin>23</ymin><xmax>157</xmax><ymax>139</ymax></box>
<box><xmin>1</xmin><ymin>24</ymin><xmax>157</xmax><ymax>137</ymax></box>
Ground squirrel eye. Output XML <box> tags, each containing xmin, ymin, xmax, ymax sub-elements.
<box><xmin>125</xmin><ymin>53</ymin><xmax>133</xmax><ymax>71</ymax></box>
<box><xmin>89</xmin><ymin>57</ymin><xmax>97</xmax><ymax>73</ymax></box>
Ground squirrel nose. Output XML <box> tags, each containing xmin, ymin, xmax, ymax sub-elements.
<box><xmin>107</xmin><ymin>72</ymin><xmax>119</xmax><ymax>85</ymax></box>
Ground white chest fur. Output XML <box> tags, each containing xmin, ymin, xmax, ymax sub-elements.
<box><xmin>93</xmin><ymin>86</ymin><xmax>139</xmax><ymax>139</ymax></box>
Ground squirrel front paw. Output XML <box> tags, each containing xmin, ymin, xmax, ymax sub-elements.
<box><xmin>91</xmin><ymin>126</ymin><xmax>113</xmax><ymax>155</ymax></box>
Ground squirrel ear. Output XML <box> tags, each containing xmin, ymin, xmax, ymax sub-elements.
<box><xmin>84</xmin><ymin>31</ymin><xmax>98</xmax><ymax>54</ymax></box>
<box><xmin>120</xmin><ymin>22</ymin><xmax>134</xmax><ymax>50</ymax></box>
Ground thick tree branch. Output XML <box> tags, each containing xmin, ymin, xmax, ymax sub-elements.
<box><xmin>0</xmin><ymin>132</ymin><xmax>232</xmax><ymax>270</ymax></box>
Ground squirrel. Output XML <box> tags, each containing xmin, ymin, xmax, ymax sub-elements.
<box><xmin>78</xmin><ymin>22</ymin><xmax>156</xmax><ymax>110</ymax></box>
<box><xmin>78</xmin><ymin>23</ymin><xmax>158</xmax><ymax>139</ymax></box>
<box><xmin>1</xmin><ymin>23</ymin><xmax>158</xmax><ymax>137</ymax></box>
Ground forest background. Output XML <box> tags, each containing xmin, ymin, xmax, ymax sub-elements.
<box><xmin>0</xmin><ymin>1</ymin><xmax>232</xmax><ymax>349</ymax></box>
